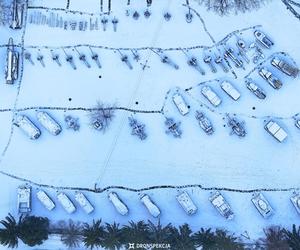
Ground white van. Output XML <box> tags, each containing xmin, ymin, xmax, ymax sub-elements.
<box><xmin>14</xmin><ymin>115</ymin><xmax>41</xmax><ymax>139</ymax></box>
<box><xmin>36</xmin><ymin>190</ymin><xmax>55</xmax><ymax>211</ymax></box>
<box><xmin>172</xmin><ymin>93</ymin><xmax>189</xmax><ymax>116</ymax></box>
<box><xmin>176</xmin><ymin>191</ymin><xmax>197</xmax><ymax>215</ymax></box>
<box><xmin>140</xmin><ymin>194</ymin><xmax>161</xmax><ymax>218</ymax></box>
<box><xmin>17</xmin><ymin>185</ymin><xmax>31</xmax><ymax>214</ymax></box>
<box><xmin>108</xmin><ymin>192</ymin><xmax>129</xmax><ymax>215</ymax></box>
<box><xmin>74</xmin><ymin>192</ymin><xmax>94</xmax><ymax>214</ymax></box>
<box><xmin>57</xmin><ymin>192</ymin><xmax>76</xmax><ymax>214</ymax></box>
<box><xmin>264</xmin><ymin>120</ymin><xmax>287</xmax><ymax>142</ymax></box>
<box><xmin>220</xmin><ymin>81</ymin><xmax>240</xmax><ymax>101</ymax></box>
<box><xmin>36</xmin><ymin>111</ymin><xmax>62</xmax><ymax>135</ymax></box>
<box><xmin>201</xmin><ymin>86</ymin><xmax>221</xmax><ymax>107</ymax></box>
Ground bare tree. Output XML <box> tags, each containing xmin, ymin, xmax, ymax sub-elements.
<box><xmin>89</xmin><ymin>102</ymin><xmax>115</xmax><ymax>132</ymax></box>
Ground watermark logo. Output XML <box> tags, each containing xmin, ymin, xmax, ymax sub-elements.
<box><xmin>127</xmin><ymin>242</ymin><xmax>171</xmax><ymax>249</ymax></box>
<box><xmin>128</xmin><ymin>243</ymin><xmax>135</xmax><ymax>249</ymax></box>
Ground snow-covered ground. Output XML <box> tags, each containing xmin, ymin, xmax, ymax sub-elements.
<box><xmin>1</xmin><ymin>0</ymin><xmax>300</xmax><ymax>247</ymax></box>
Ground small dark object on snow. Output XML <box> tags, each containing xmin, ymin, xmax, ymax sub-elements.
<box><xmin>66</xmin><ymin>55</ymin><xmax>76</xmax><ymax>70</ymax></box>
<box><xmin>24</xmin><ymin>52</ymin><xmax>34</xmax><ymax>65</ymax></box>
<box><xmin>164</xmin><ymin>12</ymin><xmax>171</xmax><ymax>21</ymax></box>
<box><xmin>227</xmin><ymin>115</ymin><xmax>246</xmax><ymax>138</ymax></box>
<box><xmin>128</xmin><ymin>116</ymin><xmax>147</xmax><ymax>140</ymax></box>
<box><xmin>51</xmin><ymin>51</ymin><xmax>61</xmax><ymax>66</ymax></box>
<box><xmin>119</xmin><ymin>52</ymin><xmax>133</xmax><ymax>69</ymax></box>
<box><xmin>37</xmin><ymin>54</ymin><xmax>45</xmax><ymax>67</ymax></box>
<box><xmin>185</xmin><ymin>12</ymin><xmax>193</xmax><ymax>23</ymax></box>
<box><xmin>78</xmin><ymin>54</ymin><xmax>91</xmax><ymax>68</ymax></box>
<box><xmin>144</xmin><ymin>10</ymin><xmax>151</xmax><ymax>18</ymax></box>
<box><xmin>101</xmin><ymin>16</ymin><xmax>108</xmax><ymax>31</ymax></box>
<box><xmin>165</xmin><ymin>118</ymin><xmax>182</xmax><ymax>138</ymax></box>
<box><xmin>112</xmin><ymin>17</ymin><xmax>118</xmax><ymax>32</ymax></box>
<box><xmin>64</xmin><ymin>115</ymin><xmax>80</xmax><ymax>131</ymax></box>
<box><xmin>133</xmin><ymin>11</ymin><xmax>140</xmax><ymax>20</ymax></box>
<box><xmin>161</xmin><ymin>55</ymin><xmax>179</xmax><ymax>69</ymax></box>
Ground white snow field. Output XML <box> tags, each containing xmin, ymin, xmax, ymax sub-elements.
<box><xmin>1</xmin><ymin>0</ymin><xmax>300</xmax><ymax>247</ymax></box>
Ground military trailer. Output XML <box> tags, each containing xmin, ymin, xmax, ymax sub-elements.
<box><xmin>271</xmin><ymin>57</ymin><xmax>299</xmax><ymax>78</ymax></box>
<box><xmin>259</xmin><ymin>68</ymin><xmax>282</xmax><ymax>89</ymax></box>
<box><xmin>172</xmin><ymin>93</ymin><xmax>189</xmax><ymax>116</ymax></box>
<box><xmin>290</xmin><ymin>193</ymin><xmax>300</xmax><ymax>214</ymax></box>
<box><xmin>5</xmin><ymin>38</ymin><xmax>19</xmax><ymax>85</ymax></box>
<box><xmin>201</xmin><ymin>86</ymin><xmax>222</xmax><ymax>107</ymax></box>
<box><xmin>36</xmin><ymin>111</ymin><xmax>62</xmax><ymax>135</ymax></box>
<box><xmin>10</xmin><ymin>0</ymin><xmax>24</xmax><ymax>29</ymax></box>
<box><xmin>264</xmin><ymin>120</ymin><xmax>287</xmax><ymax>142</ymax></box>
<box><xmin>57</xmin><ymin>192</ymin><xmax>76</xmax><ymax>214</ymax></box>
<box><xmin>195</xmin><ymin>111</ymin><xmax>214</xmax><ymax>135</ymax></box>
<box><xmin>227</xmin><ymin>115</ymin><xmax>246</xmax><ymax>138</ymax></box>
<box><xmin>17</xmin><ymin>185</ymin><xmax>31</xmax><ymax>214</ymax></box>
<box><xmin>108</xmin><ymin>192</ymin><xmax>129</xmax><ymax>216</ymax></box>
<box><xmin>209</xmin><ymin>191</ymin><xmax>234</xmax><ymax>220</ymax></box>
<box><xmin>14</xmin><ymin>115</ymin><xmax>41</xmax><ymax>139</ymax></box>
<box><xmin>246</xmin><ymin>80</ymin><xmax>266</xmax><ymax>99</ymax></box>
<box><xmin>251</xmin><ymin>193</ymin><xmax>274</xmax><ymax>218</ymax></box>
<box><xmin>176</xmin><ymin>191</ymin><xmax>197</xmax><ymax>215</ymax></box>
<box><xmin>140</xmin><ymin>194</ymin><xmax>161</xmax><ymax>218</ymax></box>
<box><xmin>36</xmin><ymin>190</ymin><xmax>55</xmax><ymax>211</ymax></box>
<box><xmin>220</xmin><ymin>81</ymin><xmax>241</xmax><ymax>101</ymax></box>
<box><xmin>74</xmin><ymin>192</ymin><xmax>94</xmax><ymax>214</ymax></box>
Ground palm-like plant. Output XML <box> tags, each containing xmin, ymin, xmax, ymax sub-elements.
<box><xmin>102</xmin><ymin>222</ymin><xmax>123</xmax><ymax>250</ymax></box>
<box><xmin>0</xmin><ymin>214</ymin><xmax>19</xmax><ymax>248</ymax></box>
<box><xmin>214</xmin><ymin>229</ymin><xmax>244</xmax><ymax>250</ymax></box>
<box><xmin>283</xmin><ymin>224</ymin><xmax>300</xmax><ymax>250</ymax></box>
<box><xmin>259</xmin><ymin>226</ymin><xmax>289</xmax><ymax>250</ymax></box>
<box><xmin>147</xmin><ymin>220</ymin><xmax>173</xmax><ymax>245</ymax></box>
<box><xmin>121</xmin><ymin>221</ymin><xmax>149</xmax><ymax>245</ymax></box>
<box><xmin>82</xmin><ymin>219</ymin><xmax>104</xmax><ymax>249</ymax></box>
<box><xmin>192</xmin><ymin>228</ymin><xmax>217</xmax><ymax>250</ymax></box>
<box><xmin>170</xmin><ymin>224</ymin><xmax>195</xmax><ymax>250</ymax></box>
<box><xmin>60</xmin><ymin>220</ymin><xmax>83</xmax><ymax>249</ymax></box>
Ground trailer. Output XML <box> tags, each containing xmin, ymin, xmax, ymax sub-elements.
<box><xmin>140</xmin><ymin>194</ymin><xmax>161</xmax><ymax>218</ymax></box>
<box><xmin>14</xmin><ymin>115</ymin><xmax>41</xmax><ymax>139</ymax></box>
<box><xmin>74</xmin><ymin>192</ymin><xmax>94</xmax><ymax>214</ymax></box>
<box><xmin>254</xmin><ymin>30</ymin><xmax>274</xmax><ymax>49</ymax></box>
<box><xmin>36</xmin><ymin>190</ymin><xmax>55</xmax><ymax>211</ymax></box>
<box><xmin>271</xmin><ymin>57</ymin><xmax>299</xmax><ymax>78</ymax></box>
<box><xmin>259</xmin><ymin>68</ymin><xmax>282</xmax><ymax>89</ymax></box>
<box><xmin>17</xmin><ymin>185</ymin><xmax>31</xmax><ymax>214</ymax></box>
<box><xmin>176</xmin><ymin>191</ymin><xmax>197</xmax><ymax>215</ymax></box>
<box><xmin>209</xmin><ymin>191</ymin><xmax>234</xmax><ymax>220</ymax></box>
<box><xmin>57</xmin><ymin>192</ymin><xmax>76</xmax><ymax>214</ymax></box>
<box><xmin>291</xmin><ymin>193</ymin><xmax>300</xmax><ymax>214</ymax></box>
<box><xmin>264</xmin><ymin>120</ymin><xmax>287</xmax><ymax>142</ymax></box>
<box><xmin>172</xmin><ymin>93</ymin><xmax>189</xmax><ymax>116</ymax></box>
<box><xmin>5</xmin><ymin>38</ymin><xmax>19</xmax><ymax>85</ymax></box>
<box><xmin>36</xmin><ymin>111</ymin><xmax>62</xmax><ymax>135</ymax></box>
<box><xmin>201</xmin><ymin>86</ymin><xmax>222</xmax><ymax>107</ymax></box>
<box><xmin>195</xmin><ymin>111</ymin><xmax>214</xmax><ymax>135</ymax></box>
<box><xmin>251</xmin><ymin>193</ymin><xmax>274</xmax><ymax>218</ymax></box>
<box><xmin>220</xmin><ymin>81</ymin><xmax>241</xmax><ymax>101</ymax></box>
<box><xmin>108</xmin><ymin>192</ymin><xmax>129</xmax><ymax>215</ymax></box>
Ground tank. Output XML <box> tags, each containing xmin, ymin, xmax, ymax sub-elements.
<box><xmin>108</xmin><ymin>192</ymin><xmax>129</xmax><ymax>216</ymax></box>
<box><xmin>36</xmin><ymin>190</ymin><xmax>55</xmax><ymax>211</ymax></box>
<box><xmin>227</xmin><ymin>115</ymin><xmax>246</xmax><ymax>138</ymax></box>
<box><xmin>246</xmin><ymin>80</ymin><xmax>266</xmax><ymax>99</ymax></box>
<box><xmin>36</xmin><ymin>111</ymin><xmax>62</xmax><ymax>135</ymax></box>
<box><xmin>251</xmin><ymin>193</ymin><xmax>274</xmax><ymax>218</ymax></box>
<box><xmin>14</xmin><ymin>115</ymin><xmax>41</xmax><ymax>139</ymax></box>
<box><xmin>209</xmin><ymin>191</ymin><xmax>234</xmax><ymax>220</ymax></box>
<box><xmin>176</xmin><ymin>191</ymin><xmax>197</xmax><ymax>215</ymax></box>
<box><xmin>254</xmin><ymin>30</ymin><xmax>274</xmax><ymax>49</ymax></box>
<box><xmin>140</xmin><ymin>194</ymin><xmax>161</xmax><ymax>218</ymax></box>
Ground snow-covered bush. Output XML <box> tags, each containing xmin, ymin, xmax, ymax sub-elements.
<box><xmin>0</xmin><ymin>3</ymin><xmax>11</xmax><ymax>26</ymax></box>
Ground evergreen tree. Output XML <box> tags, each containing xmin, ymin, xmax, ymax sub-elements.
<box><xmin>192</xmin><ymin>228</ymin><xmax>217</xmax><ymax>250</ymax></box>
<box><xmin>102</xmin><ymin>222</ymin><xmax>123</xmax><ymax>250</ymax></box>
<box><xmin>121</xmin><ymin>221</ymin><xmax>150</xmax><ymax>245</ymax></box>
<box><xmin>170</xmin><ymin>224</ymin><xmax>195</xmax><ymax>250</ymax></box>
<box><xmin>60</xmin><ymin>220</ymin><xmax>83</xmax><ymax>249</ymax></box>
<box><xmin>0</xmin><ymin>214</ymin><xmax>19</xmax><ymax>248</ymax></box>
<box><xmin>82</xmin><ymin>219</ymin><xmax>104</xmax><ymax>249</ymax></box>
<box><xmin>283</xmin><ymin>224</ymin><xmax>300</xmax><ymax>250</ymax></box>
